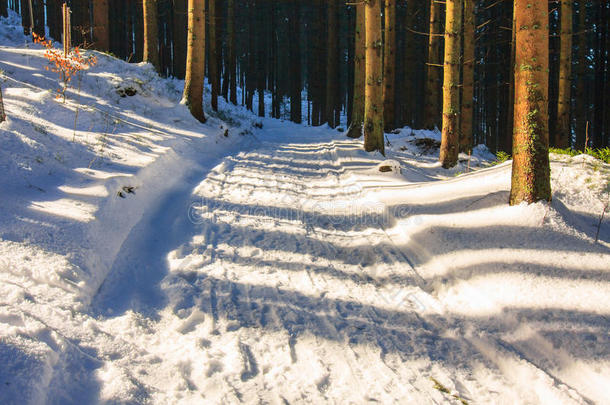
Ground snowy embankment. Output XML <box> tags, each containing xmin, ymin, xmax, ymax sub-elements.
<box><xmin>1</xmin><ymin>11</ymin><xmax>610</xmax><ymax>405</ymax></box>
<box><xmin>0</xmin><ymin>12</ymin><xmax>251</xmax><ymax>402</ymax></box>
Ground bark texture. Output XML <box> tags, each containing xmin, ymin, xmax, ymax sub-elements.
<box><xmin>209</xmin><ymin>0</ymin><xmax>219</xmax><ymax>112</ymax></box>
<box><xmin>364</xmin><ymin>0</ymin><xmax>384</xmax><ymax>154</ymax></box>
<box><xmin>347</xmin><ymin>1</ymin><xmax>365</xmax><ymax>139</ymax></box>
<box><xmin>289</xmin><ymin>0</ymin><xmax>302</xmax><ymax>123</ymax></box>
<box><xmin>383</xmin><ymin>0</ymin><xmax>396</xmax><ymax>130</ymax></box>
<box><xmin>575</xmin><ymin>1</ymin><xmax>588</xmax><ymax>150</ymax></box>
<box><xmin>510</xmin><ymin>0</ymin><xmax>551</xmax><ymax>205</ymax></box>
<box><xmin>172</xmin><ymin>0</ymin><xmax>187</xmax><ymax>79</ymax></box>
<box><xmin>556</xmin><ymin>0</ymin><xmax>573</xmax><ymax>148</ymax></box>
<box><xmin>460</xmin><ymin>0</ymin><xmax>475</xmax><ymax>153</ymax></box>
<box><xmin>92</xmin><ymin>0</ymin><xmax>110</xmax><ymax>52</ymax></box>
<box><xmin>143</xmin><ymin>0</ymin><xmax>160</xmax><ymax>71</ymax></box>
<box><xmin>439</xmin><ymin>0</ymin><xmax>462</xmax><ymax>168</ymax></box>
<box><xmin>325</xmin><ymin>0</ymin><xmax>338</xmax><ymax>128</ymax></box>
<box><xmin>183</xmin><ymin>0</ymin><xmax>206</xmax><ymax>123</ymax></box>
<box><xmin>424</xmin><ymin>0</ymin><xmax>442</xmax><ymax>130</ymax></box>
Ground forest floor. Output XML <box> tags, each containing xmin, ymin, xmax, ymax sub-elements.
<box><xmin>1</xmin><ymin>11</ymin><xmax>610</xmax><ymax>405</ymax></box>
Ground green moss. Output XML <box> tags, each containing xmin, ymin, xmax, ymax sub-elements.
<box><xmin>549</xmin><ymin>147</ymin><xmax>610</xmax><ymax>164</ymax></box>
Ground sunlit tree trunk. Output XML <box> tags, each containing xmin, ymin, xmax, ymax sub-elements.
<box><xmin>439</xmin><ymin>0</ymin><xmax>462</xmax><ymax>168</ymax></box>
<box><xmin>364</xmin><ymin>0</ymin><xmax>384</xmax><ymax>154</ymax></box>
<box><xmin>383</xmin><ymin>0</ymin><xmax>396</xmax><ymax>131</ymax></box>
<box><xmin>347</xmin><ymin>1</ymin><xmax>365</xmax><ymax>138</ymax></box>
<box><xmin>143</xmin><ymin>0</ymin><xmax>160</xmax><ymax>71</ymax></box>
<box><xmin>424</xmin><ymin>0</ymin><xmax>442</xmax><ymax>130</ymax></box>
<box><xmin>459</xmin><ymin>0</ymin><xmax>474</xmax><ymax>153</ymax></box>
<box><xmin>183</xmin><ymin>0</ymin><xmax>206</xmax><ymax>123</ymax></box>
<box><xmin>556</xmin><ymin>0</ymin><xmax>573</xmax><ymax>148</ymax></box>
<box><xmin>510</xmin><ymin>0</ymin><xmax>551</xmax><ymax>205</ymax></box>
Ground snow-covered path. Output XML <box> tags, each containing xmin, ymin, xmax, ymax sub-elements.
<box><xmin>72</xmin><ymin>122</ymin><xmax>599</xmax><ymax>404</ymax></box>
<box><xmin>90</xmin><ymin>129</ymin><xmax>459</xmax><ymax>404</ymax></box>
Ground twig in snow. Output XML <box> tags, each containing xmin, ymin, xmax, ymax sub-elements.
<box><xmin>595</xmin><ymin>198</ymin><xmax>608</xmax><ymax>243</ymax></box>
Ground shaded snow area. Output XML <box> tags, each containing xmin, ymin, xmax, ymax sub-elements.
<box><xmin>1</xmin><ymin>12</ymin><xmax>610</xmax><ymax>405</ymax></box>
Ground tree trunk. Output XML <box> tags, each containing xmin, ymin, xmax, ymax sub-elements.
<box><xmin>600</xmin><ymin>2</ymin><xmax>610</xmax><ymax>148</ymax></box>
<box><xmin>19</xmin><ymin>0</ymin><xmax>30</xmax><ymax>35</ymax></box>
<box><xmin>228</xmin><ymin>0</ymin><xmax>237</xmax><ymax>105</ymax></box>
<box><xmin>311</xmin><ymin>0</ymin><xmax>327</xmax><ymax>126</ymax></box>
<box><xmin>246</xmin><ymin>0</ymin><xmax>255</xmax><ymax>112</ymax></box>
<box><xmin>92</xmin><ymin>0</ymin><xmax>109</xmax><ymax>51</ymax></box>
<box><xmin>143</xmin><ymin>0</ymin><xmax>160</xmax><ymax>71</ymax></box>
<box><xmin>70</xmin><ymin>0</ymin><xmax>91</xmax><ymax>47</ymax></box>
<box><xmin>221</xmin><ymin>0</ymin><xmax>233</xmax><ymax>100</ymax></box>
<box><xmin>256</xmin><ymin>0</ymin><xmax>265</xmax><ymax>117</ymax></box>
<box><xmin>402</xmin><ymin>0</ymin><xmax>417</xmax><ymax>127</ymax></box>
<box><xmin>270</xmin><ymin>0</ymin><xmax>279</xmax><ymax>117</ymax></box>
<box><xmin>46</xmin><ymin>0</ymin><xmax>62</xmax><ymax>41</ymax></box>
<box><xmin>289</xmin><ymin>0</ymin><xmax>302</xmax><ymax>123</ymax></box>
<box><xmin>459</xmin><ymin>0</ymin><xmax>474</xmax><ymax>153</ymax></box>
<box><xmin>134</xmin><ymin>0</ymin><xmax>144</xmax><ymax>61</ymax></box>
<box><xmin>383</xmin><ymin>0</ymin><xmax>396</xmax><ymax>131</ymax></box>
<box><xmin>347</xmin><ymin>1</ymin><xmax>365</xmax><ymax>138</ymax></box>
<box><xmin>506</xmin><ymin>1</ymin><xmax>516</xmax><ymax>153</ymax></box>
<box><xmin>424</xmin><ymin>0</ymin><xmax>442</xmax><ymax>130</ymax></box>
<box><xmin>593</xmin><ymin>1</ymin><xmax>606</xmax><ymax>148</ymax></box>
<box><xmin>172</xmin><ymin>0</ymin><xmax>187</xmax><ymax>79</ymax></box>
<box><xmin>575</xmin><ymin>1</ymin><xmax>588</xmax><ymax>150</ymax></box>
<box><xmin>31</xmin><ymin>0</ymin><xmax>43</xmax><ymax>37</ymax></box>
<box><xmin>510</xmin><ymin>0</ymin><xmax>551</xmax><ymax>205</ymax></box>
<box><xmin>439</xmin><ymin>0</ymin><xmax>462</xmax><ymax>168</ymax></box>
<box><xmin>209</xmin><ymin>0</ymin><xmax>218</xmax><ymax>111</ymax></box>
<box><xmin>0</xmin><ymin>0</ymin><xmax>7</xmax><ymax>18</ymax></box>
<box><xmin>0</xmin><ymin>84</ymin><xmax>6</xmax><ymax>122</ymax></box>
<box><xmin>364</xmin><ymin>0</ymin><xmax>384</xmax><ymax>154</ymax></box>
<box><xmin>183</xmin><ymin>0</ymin><xmax>206</xmax><ymax>123</ymax></box>
<box><xmin>556</xmin><ymin>0</ymin><xmax>573</xmax><ymax>148</ymax></box>
<box><xmin>125</xmin><ymin>0</ymin><xmax>133</xmax><ymax>59</ymax></box>
<box><xmin>325</xmin><ymin>0</ymin><xmax>338</xmax><ymax>127</ymax></box>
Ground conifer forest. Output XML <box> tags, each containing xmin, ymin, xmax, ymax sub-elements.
<box><xmin>3</xmin><ymin>1</ymin><xmax>608</xmax><ymax>154</ymax></box>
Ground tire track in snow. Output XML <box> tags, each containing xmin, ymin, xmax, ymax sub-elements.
<box><xmin>81</xmin><ymin>133</ymin><xmax>549</xmax><ymax>403</ymax></box>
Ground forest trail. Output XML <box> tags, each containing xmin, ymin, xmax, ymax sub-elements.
<box><xmin>84</xmin><ymin>121</ymin><xmax>588</xmax><ymax>404</ymax></box>
<box><xmin>1</xmin><ymin>18</ymin><xmax>607</xmax><ymax>402</ymax></box>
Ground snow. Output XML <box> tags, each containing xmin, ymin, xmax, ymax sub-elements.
<box><xmin>1</xmin><ymin>11</ymin><xmax>609</xmax><ymax>404</ymax></box>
